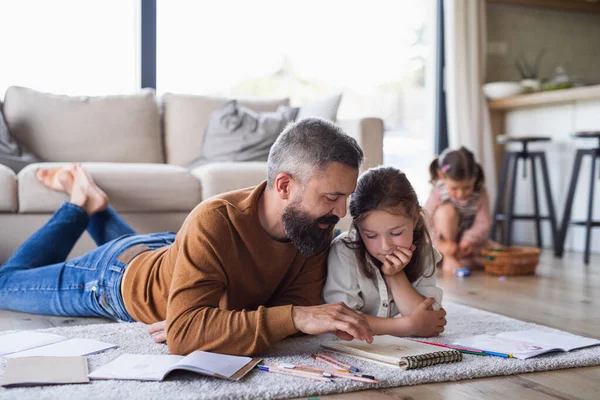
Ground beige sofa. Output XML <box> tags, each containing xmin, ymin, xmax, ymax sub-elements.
<box><xmin>0</xmin><ymin>86</ymin><xmax>384</xmax><ymax>263</ymax></box>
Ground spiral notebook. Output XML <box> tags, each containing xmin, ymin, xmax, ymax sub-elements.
<box><xmin>322</xmin><ymin>335</ymin><xmax>462</xmax><ymax>370</ymax></box>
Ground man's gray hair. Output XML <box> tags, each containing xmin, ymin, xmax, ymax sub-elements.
<box><xmin>267</xmin><ymin>117</ymin><xmax>364</xmax><ymax>188</ymax></box>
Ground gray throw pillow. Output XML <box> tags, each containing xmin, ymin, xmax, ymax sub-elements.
<box><xmin>188</xmin><ymin>100</ymin><xmax>299</xmax><ymax>168</ymax></box>
<box><xmin>0</xmin><ymin>102</ymin><xmax>40</xmax><ymax>173</ymax></box>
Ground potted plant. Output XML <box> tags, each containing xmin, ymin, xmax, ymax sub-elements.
<box><xmin>514</xmin><ymin>49</ymin><xmax>545</xmax><ymax>93</ymax></box>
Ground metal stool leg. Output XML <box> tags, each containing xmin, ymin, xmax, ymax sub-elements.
<box><xmin>538</xmin><ymin>152</ymin><xmax>558</xmax><ymax>252</ymax></box>
<box><xmin>530</xmin><ymin>154</ymin><xmax>542</xmax><ymax>248</ymax></box>
<box><xmin>492</xmin><ymin>151</ymin><xmax>512</xmax><ymax>241</ymax></box>
<box><xmin>584</xmin><ymin>154</ymin><xmax>597</xmax><ymax>265</ymax></box>
<box><xmin>503</xmin><ymin>153</ymin><xmax>519</xmax><ymax>246</ymax></box>
<box><xmin>556</xmin><ymin>150</ymin><xmax>585</xmax><ymax>258</ymax></box>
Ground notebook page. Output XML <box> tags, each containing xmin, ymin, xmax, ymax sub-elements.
<box><xmin>454</xmin><ymin>334</ymin><xmax>558</xmax><ymax>359</ymax></box>
<box><xmin>6</xmin><ymin>338</ymin><xmax>117</xmax><ymax>358</ymax></box>
<box><xmin>89</xmin><ymin>354</ymin><xmax>183</xmax><ymax>381</ymax></box>
<box><xmin>174</xmin><ymin>351</ymin><xmax>252</xmax><ymax>378</ymax></box>
<box><xmin>498</xmin><ymin>330</ymin><xmax>600</xmax><ymax>351</ymax></box>
<box><xmin>0</xmin><ymin>332</ymin><xmax>66</xmax><ymax>356</ymax></box>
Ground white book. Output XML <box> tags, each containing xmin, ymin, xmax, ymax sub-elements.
<box><xmin>0</xmin><ymin>331</ymin><xmax>117</xmax><ymax>358</ymax></box>
<box><xmin>454</xmin><ymin>329</ymin><xmax>600</xmax><ymax>359</ymax></box>
<box><xmin>89</xmin><ymin>351</ymin><xmax>261</xmax><ymax>381</ymax></box>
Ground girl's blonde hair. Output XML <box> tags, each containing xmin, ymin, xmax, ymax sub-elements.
<box><xmin>343</xmin><ymin>166</ymin><xmax>435</xmax><ymax>282</ymax></box>
<box><xmin>429</xmin><ymin>146</ymin><xmax>485</xmax><ymax>191</ymax></box>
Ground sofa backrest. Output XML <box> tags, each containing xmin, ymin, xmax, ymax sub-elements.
<box><xmin>161</xmin><ymin>93</ymin><xmax>289</xmax><ymax>166</ymax></box>
<box><xmin>2</xmin><ymin>86</ymin><xmax>163</xmax><ymax>163</ymax></box>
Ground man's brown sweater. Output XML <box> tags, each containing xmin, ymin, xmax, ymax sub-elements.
<box><xmin>121</xmin><ymin>182</ymin><xmax>328</xmax><ymax>356</ymax></box>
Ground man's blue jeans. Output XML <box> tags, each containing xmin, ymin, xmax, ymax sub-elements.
<box><xmin>0</xmin><ymin>202</ymin><xmax>175</xmax><ymax>322</ymax></box>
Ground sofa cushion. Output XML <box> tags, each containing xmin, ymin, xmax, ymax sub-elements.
<box><xmin>3</xmin><ymin>87</ymin><xmax>163</xmax><ymax>163</ymax></box>
<box><xmin>188</xmin><ymin>100</ymin><xmax>298</xmax><ymax>168</ymax></box>
<box><xmin>18</xmin><ymin>163</ymin><xmax>202</xmax><ymax>213</ymax></box>
<box><xmin>190</xmin><ymin>162</ymin><xmax>268</xmax><ymax>200</ymax></box>
<box><xmin>0</xmin><ymin>164</ymin><xmax>18</xmax><ymax>212</ymax></box>
<box><xmin>162</xmin><ymin>93</ymin><xmax>289</xmax><ymax>166</ymax></box>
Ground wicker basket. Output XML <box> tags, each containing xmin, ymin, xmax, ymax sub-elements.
<box><xmin>481</xmin><ymin>246</ymin><xmax>541</xmax><ymax>276</ymax></box>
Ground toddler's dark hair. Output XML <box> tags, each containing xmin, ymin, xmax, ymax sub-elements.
<box><xmin>429</xmin><ymin>146</ymin><xmax>485</xmax><ymax>191</ymax></box>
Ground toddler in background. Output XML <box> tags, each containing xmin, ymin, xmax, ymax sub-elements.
<box><xmin>425</xmin><ymin>147</ymin><xmax>491</xmax><ymax>272</ymax></box>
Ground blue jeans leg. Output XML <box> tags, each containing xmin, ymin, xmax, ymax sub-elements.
<box><xmin>1</xmin><ymin>202</ymin><xmax>89</xmax><ymax>272</ymax></box>
<box><xmin>0</xmin><ymin>202</ymin><xmax>138</xmax><ymax>320</ymax></box>
<box><xmin>87</xmin><ymin>205</ymin><xmax>136</xmax><ymax>246</ymax></box>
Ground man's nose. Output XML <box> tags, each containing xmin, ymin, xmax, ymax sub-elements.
<box><xmin>332</xmin><ymin>199</ymin><xmax>347</xmax><ymax>219</ymax></box>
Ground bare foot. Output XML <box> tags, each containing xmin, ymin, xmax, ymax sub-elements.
<box><xmin>441</xmin><ymin>255</ymin><xmax>461</xmax><ymax>273</ymax></box>
<box><xmin>69</xmin><ymin>164</ymin><xmax>109</xmax><ymax>215</ymax></box>
<box><xmin>36</xmin><ymin>166</ymin><xmax>74</xmax><ymax>193</ymax></box>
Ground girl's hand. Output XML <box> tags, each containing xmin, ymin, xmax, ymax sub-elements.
<box><xmin>381</xmin><ymin>244</ymin><xmax>417</xmax><ymax>276</ymax></box>
<box><xmin>406</xmin><ymin>298</ymin><xmax>447</xmax><ymax>337</ymax></box>
<box><xmin>458</xmin><ymin>239</ymin><xmax>473</xmax><ymax>257</ymax></box>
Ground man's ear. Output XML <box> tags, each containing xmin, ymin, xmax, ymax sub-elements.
<box><xmin>274</xmin><ymin>173</ymin><xmax>293</xmax><ymax>200</ymax></box>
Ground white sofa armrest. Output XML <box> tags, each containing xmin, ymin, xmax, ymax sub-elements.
<box><xmin>190</xmin><ymin>162</ymin><xmax>268</xmax><ymax>200</ymax></box>
<box><xmin>337</xmin><ymin>118</ymin><xmax>384</xmax><ymax>171</ymax></box>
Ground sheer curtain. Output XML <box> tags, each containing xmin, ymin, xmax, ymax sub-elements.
<box><xmin>444</xmin><ymin>0</ymin><xmax>497</xmax><ymax>202</ymax></box>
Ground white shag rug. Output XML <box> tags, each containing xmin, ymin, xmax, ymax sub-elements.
<box><xmin>1</xmin><ymin>302</ymin><xmax>599</xmax><ymax>400</ymax></box>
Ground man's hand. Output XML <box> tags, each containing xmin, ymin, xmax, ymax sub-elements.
<box><xmin>458</xmin><ymin>239</ymin><xmax>473</xmax><ymax>257</ymax></box>
<box><xmin>292</xmin><ymin>303</ymin><xmax>373</xmax><ymax>343</ymax></box>
<box><xmin>147</xmin><ymin>320</ymin><xmax>167</xmax><ymax>343</ymax></box>
<box><xmin>406</xmin><ymin>298</ymin><xmax>447</xmax><ymax>337</ymax></box>
<box><xmin>381</xmin><ymin>244</ymin><xmax>416</xmax><ymax>276</ymax></box>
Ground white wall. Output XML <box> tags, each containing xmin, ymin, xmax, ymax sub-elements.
<box><xmin>504</xmin><ymin>99</ymin><xmax>600</xmax><ymax>253</ymax></box>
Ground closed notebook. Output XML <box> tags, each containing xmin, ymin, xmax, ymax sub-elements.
<box><xmin>322</xmin><ymin>335</ymin><xmax>462</xmax><ymax>370</ymax></box>
<box><xmin>1</xmin><ymin>356</ymin><xmax>90</xmax><ymax>387</ymax></box>
<box><xmin>88</xmin><ymin>351</ymin><xmax>261</xmax><ymax>381</ymax></box>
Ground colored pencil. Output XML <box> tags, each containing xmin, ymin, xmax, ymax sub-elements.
<box><xmin>413</xmin><ymin>340</ymin><xmax>487</xmax><ymax>356</ymax></box>
<box><xmin>482</xmin><ymin>350</ymin><xmax>513</xmax><ymax>358</ymax></box>
<box><xmin>256</xmin><ymin>365</ymin><xmax>332</xmax><ymax>382</ymax></box>
<box><xmin>292</xmin><ymin>364</ymin><xmax>378</xmax><ymax>384</ymax></box>
<box><xmin>311</xmin><ymin>354</ymin><xmax>346</xmax><ymax>371</ymax></box>
<box><xmin>316</xmin><ymin>352</ymin><xmax>360</xmax><ymax>372</ymax></box>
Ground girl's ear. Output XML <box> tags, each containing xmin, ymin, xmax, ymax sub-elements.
<box><xmin>437</xmin><ymin>170</ymin><xmax>444</xmax><ymax>180</ymax></box>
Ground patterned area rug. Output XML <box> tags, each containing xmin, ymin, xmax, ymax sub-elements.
<box><xmin>1</xmin><ymin>302</ymin><xmax>599</xmax><ymax>400</ymax></box>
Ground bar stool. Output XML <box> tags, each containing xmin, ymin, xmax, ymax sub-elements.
<box><xmin>555</xmin><ymin>131</ymin><xmax>600</xmax><ymax>264</ymax></box>
<box><xmin>491</xmin><ymin>136</ymin><xmax>558</xmax><ymax>247</ymax></box>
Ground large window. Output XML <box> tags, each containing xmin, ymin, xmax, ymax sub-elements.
<box><xmin>0</xmin><ymin>0</ymin><xmax>139</xmax><ymax>97</ymax></box>
<box><xmin>158</xmin><ymin>0</ymin><xmax>435</xmax><ymax>199</ymax></box>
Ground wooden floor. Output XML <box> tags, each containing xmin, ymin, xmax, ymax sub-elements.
<box><xmin>1</xmin><ymin>250</ymin><xmax>599</xmax><ymax>399</ymax></box>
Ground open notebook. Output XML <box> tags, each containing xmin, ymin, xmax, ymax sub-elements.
<box><xmin>0</xmin><ymin>331</ymin><xmax>116</xmax><ymax>358</ymax></box>
<box><xmin>322</xmin><ymin>335</ymin><xmax>462</xmax><ymax>370</ymax></box>
<box><xmin>454</xmin><ymin>329</ymin><xmax>600</xmax><ymax>359</ymax></box>
<box><xmin>88</xmin><ymin>351</ymin><xmax>262</xmax><ymax>381</ymax></box>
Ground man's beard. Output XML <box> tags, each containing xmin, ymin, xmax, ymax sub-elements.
<box><xmin>282</xmin><ymin>202</ymin><xmax>340</xmax><ymax>257</ymax></box>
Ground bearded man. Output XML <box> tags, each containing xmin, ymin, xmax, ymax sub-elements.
<box><xmin>0</xmin><ymin>117</ymin><xmax>372</xmax><ymax>356</ymax></box>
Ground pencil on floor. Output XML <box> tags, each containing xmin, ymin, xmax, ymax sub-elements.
<box><xmin>256</xmin><ymin>365</ymin><xmax>332</xmax><ymax>382</ymax></box>
<box><xmin>316</xmin><ymin>352</ymin><xmax>360</xmax><ymax>372</ymax></box>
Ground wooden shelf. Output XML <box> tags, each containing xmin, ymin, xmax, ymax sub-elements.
<box><xmin>487</xmin><ymin>0</ymin><xmax>600</xmax><ymax>14</ymax></box>
<box><xmin>488</xmin><ymin>85</ymin><xmax>600</xmax><ymax>110</ymax></box>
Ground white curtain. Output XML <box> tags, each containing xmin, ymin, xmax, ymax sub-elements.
<box><xmin>444</xmin><ymin>0</ymin><xmax>497</xmax><ymax>202</ymax></box>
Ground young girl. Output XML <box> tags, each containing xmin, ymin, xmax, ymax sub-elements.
<box><xmin>425</xmin><ymin>146</ymin><xmax>491</xmax><ymax>272</ymax></box>
<box><xmin>324</xmin><ymin>166</ymin><xmax>447</xmax><ymax>338</ymax></box>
